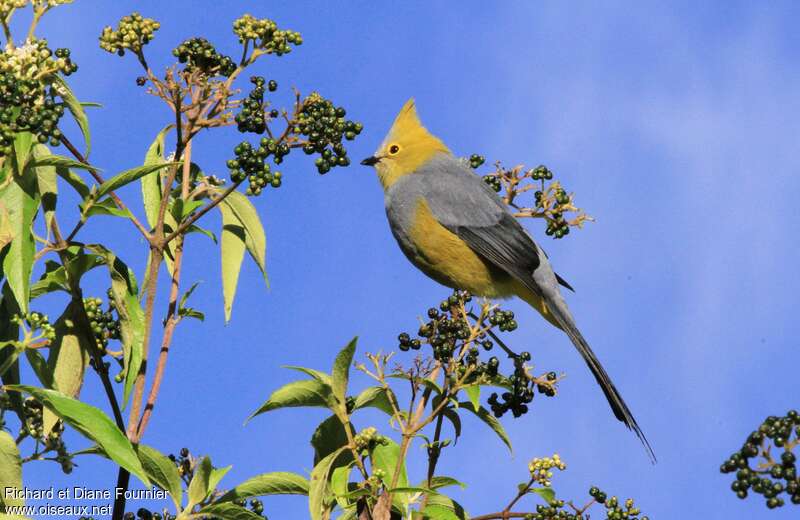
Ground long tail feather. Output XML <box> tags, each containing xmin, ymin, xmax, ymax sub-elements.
<box><xmin>543</xmin><ymin>293</ymin><xmax>657</xmax><ymax>463</ymax></box>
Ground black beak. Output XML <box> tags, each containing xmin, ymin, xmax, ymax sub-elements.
<box><xmin>360</xmin><ymin>156</ymin><xmax>380</xmax><ymax>166</ymax></box>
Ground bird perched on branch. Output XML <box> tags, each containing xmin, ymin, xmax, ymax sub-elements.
<box><xmin>361</xmin><ymin>99</ymin><xmax>654</xmax><ymax>462</ymax></box>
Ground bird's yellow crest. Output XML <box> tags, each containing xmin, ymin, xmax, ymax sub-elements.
<box><xmin>370</xmin><ymin>99</ymin><xmax>450</xmax><ymax>189</ymax></box>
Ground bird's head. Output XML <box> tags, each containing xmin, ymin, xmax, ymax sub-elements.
<box><xmin>361</xmin><ymin>99</ymin><xmax>450</xmax><ymax>189</ymax></box>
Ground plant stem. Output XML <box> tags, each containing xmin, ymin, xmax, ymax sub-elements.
<box><xmin>134</xmin><ymin>140</ymin><xmax>193</xmax><ymax>439</ymax></box>
<box><xmin>470</xmin><ymin>513</ymin><xmax>535</xmax><ymax>520</ymax></box>
<box><xmin>126</xmin><ymin>247</ymin><xmax>162</xmax><ymax>440</ymax></box>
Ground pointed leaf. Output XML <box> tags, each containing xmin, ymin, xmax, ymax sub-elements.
<box><xmin>459</xmin><ymin>401</ymin><xmax>512</xmax><ymax>452</ymax></box>
<box><xmin>530</xmin><ymin>487</ymin><xmax>556</xmax><ymax>504</ymax></box>
<box><xmin>53</xmin><ymin>76</ymin><xmax>91</xmax><ymax>158</ymax></box>
<box><xmin>248</xmin><ymin>379</ymin><xmax>334</xmax><ymax>421</ymax></box>
<box><xmin>97</xmin><ymin>162</ymin><xmax>179</xmax><ymax>198</ymax></box>
<box><xmin>0</xmin><ymin>166</ymin><xmax>39</xmax><ymax>314</ymax></box>
<box><xmin>5</xmin><ymin>385</ymin><xmax>150</xmax><ymax>486</ymax></box>
<box><xmin>0</xmin><ymin>430</ymin><xmax>24</xmax><ymax>510</ymax></box>
<box><xmin>220</xmin><ymin>209</ymin><xmax>246</xmax><ymax>323</ymax></box>
<box><xmin>141</xmin><ymin>126</ymin><xmax>172</xmax><ymax>229</ymax></box>
<box><xmin>86</xmin><ymin>245</ymin><xmax>144</xmax><ymax>408</ymax></box>
<box><xmin>283</xmin><ymin>366</ymin><xmax>332</xmax><ymax>385</ymax></box>
<box><xmin>56</xmin><ymin>165</ymin><xmax>90</xmax><ymax>199</ymax></box>
<box><xmin>428</xmin><ymin>476</ymin><xmax>465</xmax><ymax>490</ymax></box>
<box><xmin>424</xmin><ymin>494</ymin><xmax>468</xmax><ymax>520</ymax></box>
<box><xmin>32</xmin><ymin>145</ymin><xmax>57</xmax><ymax>231</ymax></box>
<box><xmin>187</xmin><ymin>456</ymin><xmax>212</xmax><ymax>509</ymax></box>
<box><xmin>311</xmin><ymin>414</ymin><xmax>353</xmax><ymax>466</ymax></box>
<box><xmin>13</xmin><ymin>132</ymin><xmax>33</xmax><ymax>175</ymax></box>
<box><xmin>331</xmin><ymin>338</ymin><xmax>356</xmax><ymax>412</ymax></box>
<box><xmin>354</xmin><ymin>386</ymin><xmax>396</xmax><ymax>417</ymax></box>
<box><xmin>216</xmin><ymin>472</ymin><xmax>309</xmax><ymax>503</ymax></box>
<box><xmin>464</xmin><ymin>385</ymin><xmax>480</xmax><ymax>411</ymax></box>
<box><xmin>137</xmin><ymin>444</ymin><xmax>182</xmax><ymax>512</ymax></box>
<box><xmin>371</xmin><ymin>439</ymin><xmax>409</xmax><ymax>512</ymax></box>
<box><xmin>24</xmin><ymin>348</ymin><xmax>55</xmax><ymax>389</ymax></box>
<box><xmin>27</xmin><ymin>153</ymin><xmax>99</xmax><ymax>172</ymax></box>
<box><xmin>197</xmin><ymin>503</ymin><xmax>263</xmax><ymax>520</ymax></box>
<box><xmin>209</xmin><ymin>465</ymin><xmax>232</xmax><ymax>495</ymax></box>
<box><xmin>217</xmin><ymin>189</ymin><xmax>267</xmax><ymax>286</ymax></box>
<box><xmin>309</xmin><ymin>446</ymin><xmax>347</xmax><ymax>520</ymax></box>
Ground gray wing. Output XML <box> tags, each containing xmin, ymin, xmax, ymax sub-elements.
<box><xmin>414</xmin><ymin>154</ymin><xmax>543</xmax><ymax>294</ymax></box>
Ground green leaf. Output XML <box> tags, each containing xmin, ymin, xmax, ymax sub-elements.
<box><xmin>13</xmin><ymin>132</ymin><xmax>33</xmax><ymax>175</ymax></box>
<box><xmin>311</xmin><ymin>414</ymin><xmax>353</xmax><ymax>466</ymax></box>
<box><xmin>459</xmin><ymin>401</ymin><xmax>512</xmax><ymax>452</ymax></box>
<box><xmin>53</xmin><ymin>76</ymin><xmax>91</xmax><ymax>158</ymax></box>
<box><xmin>187</xmin><ymin>224</ymin><xmax>217</xmax><ymax>243</ymax></box>
<box><xmin>371</xmin><ymin>439</ymin><xmax>409</xmax><ymax>513</ymax></box>
<box><xmin>187</xmin><ymin>456</ymin><xmax>213</xmax><ymax>510</ymax></box>
<box><xmin>5</xmin><ymin>385</ymin><xmax>150</xmax><ymax>486</ymax></box>
<box><xmin>220</xmin><ymin>212</ymin><xmax>246</xmax><ymax>323</ymax></box>
<box><xmin>0</xmin><ymin>344</ymin><xmax>22</xmax><ymax>380</ymax></box>
<box><xmin>308</xmin><ymin>446</ymin><xmax>346</xmax><ymax>520</ymax></box>
<box><xmin>217</xmin><ymin>189</ymin><xmax>268</xmax><ymax>286</ymax></box>
<box><xmin>97</xmin><ymin>162</ymin><xmax>179</xmax><ymax>198</ymax></box>
<box><xmin>137</xmin><ymin>444</ymin><xmax>183</xmax><ymax>512</ymax></box>
<box><xmin>353</xmin><ymin>386</ymin><xmax>396</xmax><ymax>417</ymax></box>
<box><xmin>197</xmin><ymin>503</ymin><xmax>263</xmax><ymax>520</ymax></box>
<box><xmin>32</xmin><ymin>145</ymin><xmax>57</xmax><ymax>232</ymax></box>
<box><xmin>56</xmin><ymin>165</ymin><xmax>90</xmax><ymax>199</ymax></box>
<box><xmin>331</xmin><ymin>338</ymin><xmax>356</xmax><ymax>413</ymax></box>
<box><xmin>0</xmin><ymin>430</ymin><xmax>24</xmax><ymax>511</ymax></box>
<box><xmin>464</xmin><ymin>385</ymin><xmax>480</xmax><ymax>411</ymax></box>
<box><xmin>24</xmin><ymin>348</ymin><xmax>55</xmax><ymax>390</ymax></box>
<box><xmin>27</xmin><ymin>153</ymin><xmax>99</xmax><ymax>172</ymax></box>
<box><xmin>330</xmin><ymin>464</ymin><xmax>353</xmax><ymax>510</ymax></box>
<box><xmin>82</xmin><ymin>197</ymin><xmax>133</xmax><ymax>219</ymax></box>
<box><xmin>170</xmin><ymin>198</ymin><xmax>203</xmax><ymax>221</ymax></box>
<box><xmin>86</xmin><ymin>245</ymin><xmax>144</xmax><ymax>408</ymax></box>
<box><xmin>216</xmin><ymin>472</ymin><xmax>309</xmax><ymax>503</ymax></box>
<box><xmin>0</xmin><ymin>292</ymin><xmax>23</xmax><ymax>424</ymax></box>
<box><xmin>423</xmin><ymin>494</ymin><xmax>468</xmax><ymax>520</ymax></box>
<box><xmin>283</xmin><ymin>365</ymin><xmax>332</xmax><ymax>385</ymax></box>
<box><xmin>0</xmin><ymin>165</ymin><xmax>39</xmax><ymax>314</ymax></box>
<box><xmin>428</xmin><ymin>476</ymin><xmax>466</xmax><ymax>490</ymax></box>
<box><xmin>421</xmin><ymin>503</ymin><xmax>463</xmax><ymax>520</ymax></box>
<box><xmin>141</xmin><ymin>126</ymin><xmax>172</xmax><ymax>229</ymax></box>
<box><xmin>248</xmin><ymin>379</ymin><xmax>334</xmax><ymax>421</ymax></box>
<box><xmin>30</xmin><ymin>262</ymin><xmax>69</xmax><ymax>299</ymax></box>
<box><xmin>530</xmin><ymin>487</ymin><xmax>556</xmax><ymax>504</ymax></box>
<box><xmin>44</xmin><ymin>303</ymin><xmax>92</xmax><ymax>435</ymax></box>
<box><xmin>209</xmin><ymin>465</ymin><xmax>232</xmax><ymax>495</ymax></box>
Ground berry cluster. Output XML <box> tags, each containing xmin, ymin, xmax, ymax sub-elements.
<box><xmin>587</xmin><ymin>488</ymin><xmax>647</xmax><ymax>520</ymax></box>
<box><xmin>296</xmin><ymin>92</ymin><xmax>362</xmax><ymax>174</ymax></box>
<box><xmin>469</xmin><ymin>154</ymin><xmax>485</xmax><ymax>169</ymax></box>
<box><xmin>169</xmin><ymin>446</ymin><xmax>194</xmax><ymax>482</ymax></box>
<box><xmin>17</xmin><ymin>398</ymin><xmax>73</xmax><ymax>473</ymax></box>
<box><xmin>99</xmin><ymin>12</ymin><xmax>160</xmax><ymax>56</ymax></box>
<box><xmin>483</xmin><ymin>174</ymin><xmax>502</xmax><ymax>193</ymax></box>
<box><xmin>0</xmin><ymin>0</ymin><xmax>25</xmax><ymax>16</ymax></box>
<box><xmin>227</xmin><ymin>139</ymin><xmax>283</xmax><ymax>195</ymax></box>
<box><xmin>83</xmin><ymin>293</ymin><xmax>121</xmax><ymax>349</ymax></box>
<box><xmin>121</xmin><ymin>509</ymin><xmax>174</xmax><ymax>520</ymax></box>
<box><xmin>18</xmin><ymin>311</ymin><xmax>56</xmax><ymax>341</ymax></box>
<box><xmin>528</xmin><ymin>454</ymin><xmax>566</xmax><ymax>487</ymax></box>
<box><xmin>172</xmin><ymin>37</ymin><xmax>236</xmax><ymax>77</ymax></box>
<box><xmin>0</xmin><ymin>40</ymin><xmax>77</xmax><ymax>155</ymax></box>
<box><xmin>530</xmin><ymin>165</ymin><xmax>554</xmax><ymax>181</ymax></box>
<box><xmin>396</xmin><ymin>291</ymin><xmax>558</xmax><ymax>419</ymax></box>
<box><xmin>353</xmin><ymin>426</ymin><xmax>389</xmax><ymax>454</ymax></box>
<box><xmin>233</xmin><ymin>14</ymin><xmax>302</xmax><ymax>55</ymax></box>
<box><xmin>721</xmin><ymin>410</ymin><xmax>800</xmax><ymax>509</ymax></box>
<box><xmin>236</xmin><ymin>76</ymin><xmax>271</xmax><ymax>134</ymax></box>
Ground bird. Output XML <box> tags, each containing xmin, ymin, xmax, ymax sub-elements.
<box><xmin>360</xmin><ymin>99</ymin><xmax>655</xmax><ymax>462</ymax></box>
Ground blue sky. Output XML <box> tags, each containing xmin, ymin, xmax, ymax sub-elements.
<box><xmin>11</xmin><ymin>1</ymin><xmax>800</xmax><ymax>518</ymax></box>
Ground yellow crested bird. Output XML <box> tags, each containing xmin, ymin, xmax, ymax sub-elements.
<box><xmin>361</xmin><ymin>99</ymin><xmax>654</xmax><ymax>461</ymax></box>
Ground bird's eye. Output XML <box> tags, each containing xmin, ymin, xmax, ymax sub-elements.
<box><xmin>388</xmin><ymin>144</ymin><xmax>401</xmax><ymax>155</ymax></box>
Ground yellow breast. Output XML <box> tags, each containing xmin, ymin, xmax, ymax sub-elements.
<box><xmin>408</xmin><ymin>199</ymin><xmax>513</xmax><ymax>298</ymax></box>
